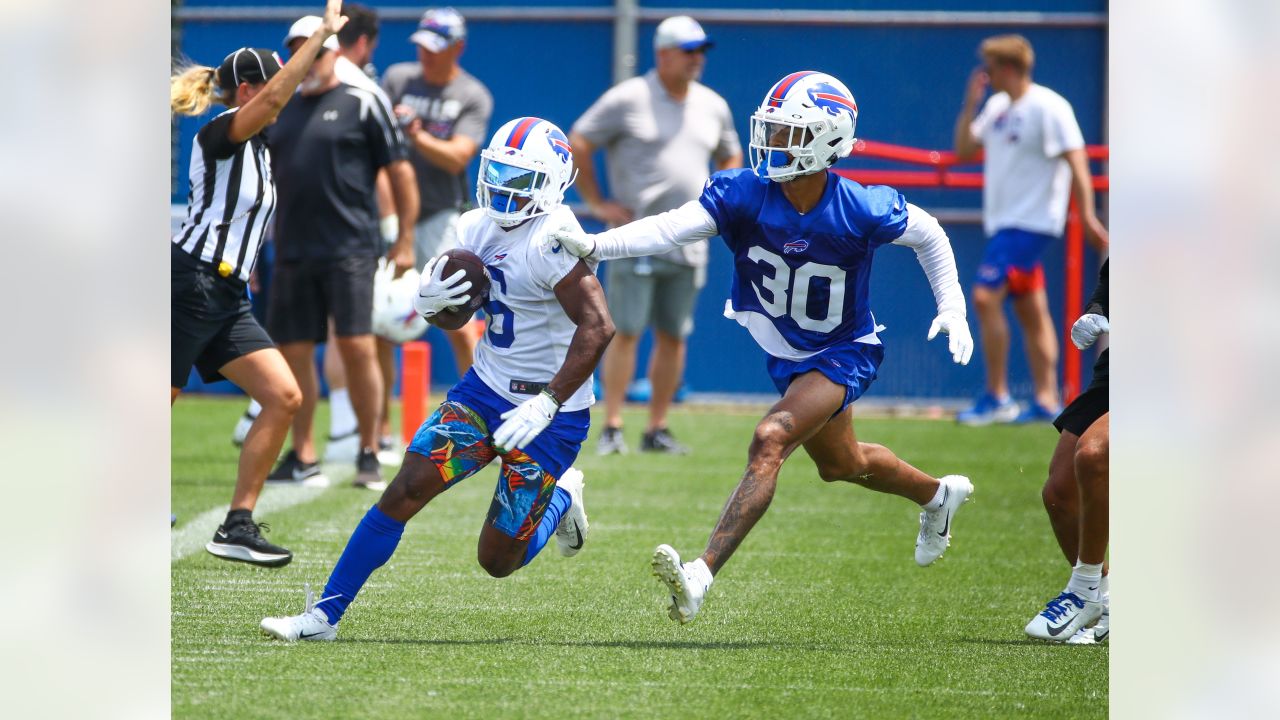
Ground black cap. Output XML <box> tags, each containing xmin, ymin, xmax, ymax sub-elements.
<box><xmin>215</xmin><ymin>48</ymin><xmax>283</xmax><ymax>91</ymax></box>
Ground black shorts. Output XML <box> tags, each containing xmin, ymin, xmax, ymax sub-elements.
<box><xmin>171</xmin><ymin>245</ymin><xmax>275</xmax><ymax>388</ymax></box>
<box><xmin>1053</xmin><ymin>382</ymin><xmax>1109</xmax><ymax>436</ymax></box>
<box><xmin>266</xmin><ymin>255</ymin><xmax>377</xmax><ymax>343</ymax></box>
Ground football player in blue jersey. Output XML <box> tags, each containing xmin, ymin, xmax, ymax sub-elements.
<box><xmin>551</xmin><ymin>71</ymin><xmax>977</xmax><ymax>624</ymax></box>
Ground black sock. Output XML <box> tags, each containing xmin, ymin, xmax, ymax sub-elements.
<box><xmin>225</xmin><ymin>508</ymin><xmax>253</xmax><ymax>527</ymax></box>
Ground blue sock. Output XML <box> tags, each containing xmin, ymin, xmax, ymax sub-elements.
<box><xmin>318</xmin><ymin>505</ymin><xmax>405</xmax><ymax>625</ymax></box>
<box><xmin>521</xmin><ymin>486</ymin><xmax>571</xmax><ymax>567</ymax></box>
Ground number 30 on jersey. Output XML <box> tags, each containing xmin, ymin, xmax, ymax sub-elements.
<box><xmin>747</xmin><ymin>247</ymin><xmax>846</xmax><ymax>332</ymax></box>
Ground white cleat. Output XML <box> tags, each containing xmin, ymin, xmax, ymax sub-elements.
<box><xmin>377</xmin><ymin>435</ymin><xmax>405</xmax><ymax>468</ymax></box>
<box><xmin>554</xmin><ymin>468</ymin><xmax>588</xmax><ymax>557</ymax></box>
<box><xmin>1025</xmin><ymin>590</ymin><xmax>1103</xmax><ymax>642</ymax></box>
<box><xmin>915</xmin><ymin>475</ymin><xmax>974</xmax><ymax>566</ymax></box>
<box><xmin>231</xmin><ymin>409</ymin><xmax>257</xmax><ymax>447</ymax></box>
<box><xmin>260</xmin><ymin>584</ymin><xmax>339</xmax><ymax>642</ymax></box>
<box><xmin>322</xmin><ymin>431</ymin><xmax>360</xmax><ymax>464</ymax></box>
<box><xmin>1066</xmin><ymin>601</ymin><xmax>1109</xmax><ymax>644</ymax></box>
<box><xmin>651</xmin><ymin>544</ymin><xmax>713</xmax><ymax>625</ymax></box>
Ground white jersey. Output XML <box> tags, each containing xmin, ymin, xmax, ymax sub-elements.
<box><xmin>457</xmin><ymin>205</ymin><xmax>598</xmax><ymax>411</ymax></box>
<box><xmin>970</xmin><ymin>83</ymin><xmax>1085</xmax><ymax>237</ymax></box>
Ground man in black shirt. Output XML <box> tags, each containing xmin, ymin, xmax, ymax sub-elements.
<box><xmin>266</xmin><ymin>31</ymin><xmax>416</xmax><ymax>489</ymax></box>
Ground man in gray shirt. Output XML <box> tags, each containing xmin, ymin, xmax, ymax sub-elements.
<box><xmin>381</xmin><ymin>7</ymin><xmax>493</xmax><ymax>375</ymax></box>
<box><xmin>571</xmin><ymin>15</ymin><xmax>741</xmax><ymax>455</ymax></box>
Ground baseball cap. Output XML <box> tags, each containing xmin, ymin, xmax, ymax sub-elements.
<box><xmin>216</xmin><ymin>48</ymin><xmax>284</xmax><ymax>91</ymax></box>
<box><xmin>410</xmin><ymin>7</ymin><xmax>466</xmax><ymax>53</ymax></box>
<box><xmin>284</xmin><ymin>15</ymin><xmax>340</xmax><ymax>52</ymax></box>
<box><xmin>654</xmin><ymin>15</ymin><xmax>713</xmax><ymax>51</ymax></box>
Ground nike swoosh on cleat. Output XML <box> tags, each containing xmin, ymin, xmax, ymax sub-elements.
<box><xmin>568</xmin><ymin>525</ymin><xmax>583</xmax><ymax>550</ymax></box>
<box><xmin>216</xmin><ymin>530</ymin><xmax>228</xmax><ymax>539</ymax></box>
<box><xmin>1046</xmin><ymin>618</ymin><xmax>1078</xmax><ymax>637</ymax></box>
<box><xmin>936</xmin><ymin>487</ymin><xmax>952</xmax><ymax>538</ymax></box>
<box><xmin>298</xmin><ymin>631</ymin><xmax>327</xmax><ymax>640</ymax></box>
<box><xmin>1088</xmin><ymin>585</ymin><xmax>1099</xmax><ymax>591</ymax></box>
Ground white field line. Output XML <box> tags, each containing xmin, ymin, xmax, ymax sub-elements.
<box><xmin>171</xmin><ymin>463</ymin><xmax>357</xmax><ymax>561</ymax></box>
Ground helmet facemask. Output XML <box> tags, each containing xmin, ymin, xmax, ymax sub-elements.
<box><xmin>477</xmin><ymin>152</ymin><xmax>552</xmax><ymax>228</ymax></box>
<box><xmin>749</xmin><ymin>113</ymin><xmax>827</xmax><ymax>183</ymax></box>
<box><xmin>749</xmin><ymin>72</ymin><xmax>858</xmax><ymax>183</ymax></box>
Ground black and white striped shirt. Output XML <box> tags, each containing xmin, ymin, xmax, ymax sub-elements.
<box><xmin>172</xmin><ymin>108</ymin><xmax>276</xmax><ymax>283</ymax></box>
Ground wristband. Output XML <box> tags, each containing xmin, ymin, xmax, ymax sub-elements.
<box><xmin>380</xmin><ymin>214</ymin><xmax>399</xmax><ymax>243</ymax></box>
<box><xmin>540</xmin><ymin>388</ymin><xmax>562</xmax><ymax>408</ymax></box>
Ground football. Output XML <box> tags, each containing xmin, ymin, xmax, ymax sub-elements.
<box><xmin>430</xmin><ymin>248</ymin><xmax>490</xmax><ymax>331</ymax></box>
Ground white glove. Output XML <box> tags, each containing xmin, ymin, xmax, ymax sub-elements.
<box><xmin>1071</xmin><ymin>313</ymin><xmax>1109</xmax><ymax>350</ymax></box>
<box><xmin>546</xmin><ymin>228</ymin><xmax>598</xmax><ymax>260</ymax></box>
<box><xmin>927</xmin><ymin>311</ymin><xmax>974</xmax><ymax>365</ymax></box>
<box><xmin>413</xmin><ymin>255</ymin><xmax>473</xmax><ymax>318</ymax></box>
<box><xmin>493</xmin><ymin>391</ymin><xmax>560</xmax><ymax>451</ymax></box>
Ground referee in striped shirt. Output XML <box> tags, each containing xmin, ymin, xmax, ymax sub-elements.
<box><xmin>170</xmin><ymin>0</ymin><xmax>348</xmax><ymax>568</ymax></box>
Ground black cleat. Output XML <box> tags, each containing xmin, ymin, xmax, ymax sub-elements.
<box><xmin>205</xmin><ymin>518</ymin><xmax>293</xmax><ymax>568</ymax></box>
<box><xmin>640</xmin><ymin>427</ymin><xmax>690</xmax><ymax>455</ymax></box>
<box><xmin>354</xmin><ymin>448</ymin><xmax>386</xmax><ymax>490</ymax></box>
<box><xmin>267</xmin><ymin>450</ymin><xmax>324</xmax><ymax>484</ymax></box>
<box><xmin>596</xmin><ymin>426</ymin><xmax>628</xmax><ymax>456</ymax></box>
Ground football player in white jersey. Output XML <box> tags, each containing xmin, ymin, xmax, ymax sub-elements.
<box><xmin>551</xmin><ymin>72</ymin><xmax>975</xmax><ymax>625</ymax></box>
<box><xmin>261</xmin><ymin>117</ymin><xmax>615</xmax><ymax>641</ymax></box>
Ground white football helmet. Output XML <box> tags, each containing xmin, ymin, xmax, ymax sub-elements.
<box><xmin>476</xmin><ymin>117</ymin><xmax>577</xmax><ymax>228</ymax></box>
<box><xmin>371</xmin><ymin>258</ymin><xmax>428</xmax><ymax>343</ymax></box>
<box><xmin>749</xmin><ymin>71</ymin><xmax>858</xmax><ymax>182</ymax></box>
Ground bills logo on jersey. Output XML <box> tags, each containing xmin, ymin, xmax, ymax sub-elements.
<box><xmin>493</xmin><ymin>253</ymin><xmax>507</xmax><ymax>262</ymax></box>
<box><xmin>807</xmin><ymin>82</ymin><xmax>857</xmax><ymax>118</ymax></box>
<box><xmin>783</xmin><ymin>239</ymin><xmax>810</xmax><ymax>254</ymax></box>
<box><xmin>547</xmin><ymin>129</ymin><xmax>572</xmax><ymax>163</ymax></box>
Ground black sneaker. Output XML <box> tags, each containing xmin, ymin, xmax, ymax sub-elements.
<box><xmin>205</xmin><ymin>518</ymin><xmax>293</xmax><ymax>567</ymax></box>
<box><xmin>641</xmin><ymin>427</ymin><xmax>690</xmax><ymax>455</ymax></box>
<box><xmin>597</xmin><ymin>426</ymin><xmax>628</xmax><ymax>456</ymax></box>
<box><xmin>267</xmin><ymin>450</ymin><xmax>325</xmax><ymax>484</ymax></box>
<box><xmin>354</xmin><ymin>448</ymin><xmax>386</xmax><ymax>490</ymax></box>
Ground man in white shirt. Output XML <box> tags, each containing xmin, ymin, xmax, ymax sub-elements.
<box><xmin>953</xmin><ymin>35</ymin><xmax>1108</xmax><ymax>425</ymax></box>
<box><xmin>570</xmin><ymin>16</ymin><xmax>742</xmax><ymax>456</ymax></box>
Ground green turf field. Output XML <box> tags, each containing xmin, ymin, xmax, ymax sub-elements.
<box><xmin>172</xmin><ymin>396</ymin><xmax>1106</xmax><ymax>719</ymax></box>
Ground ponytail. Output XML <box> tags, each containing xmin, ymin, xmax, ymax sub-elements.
<box><xmin>170</xmin><ymin>63</ymin><xmax>228</xmax><ymax>116</ymax></box>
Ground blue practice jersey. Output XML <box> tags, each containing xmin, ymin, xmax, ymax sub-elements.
<box><xmin>698</xmin><ymin>168</ymin><xmax>909</xmax><ymax>359</ymax></box>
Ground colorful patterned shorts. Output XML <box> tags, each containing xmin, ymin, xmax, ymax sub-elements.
<box><xmin>407</xmin><ymin>371</ymin><xmax>590</xmax><ymax>540</ymax></box>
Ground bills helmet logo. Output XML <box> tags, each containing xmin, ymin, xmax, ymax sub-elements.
<box><xmin>547</xmin><ymin>129</ymin><xmax>572</xmax><ymax>163</ymax></box>
<box><xmin>807</xmin><ymin>82</ymin><xmax>857</xmax><ymax>119</ymax></box>
<box><xmin>783</xmin><ymin>239</ymin><xmax>810</xmax><ymax>254</ymax></box>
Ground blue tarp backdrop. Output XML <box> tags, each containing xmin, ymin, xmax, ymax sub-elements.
<box><xmin>173</xmin><ymin>1</ymin><xmax>1107</xmax><ymax>400</ymax></box>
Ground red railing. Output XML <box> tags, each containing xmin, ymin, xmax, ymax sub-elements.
<box><xmin>834</xmin><ymin>140</ymin><xmax>1108</xmax><ymax>401</ymax></box>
